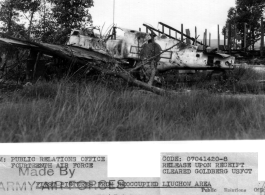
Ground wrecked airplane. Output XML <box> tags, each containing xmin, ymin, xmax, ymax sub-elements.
<box><xmin>67</xmin><ymin>24</ymin><xmax>235</xmax><ymax>73</ymax></box>
<box><xmin>0</xmin><ymin>22</ymin><xmax>235</xmax><ymax>92</ymax></box>
<box><xmin>0</xmin><ymin>22</ymin><xmax>236</xmax><ymax>95</ymax></box>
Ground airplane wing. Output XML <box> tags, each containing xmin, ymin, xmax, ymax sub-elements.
<box><xmin>0</xmin><ymin>37</ymin><xmax>38</xmax><ymax>48</ymax></box>
<box><xmin>0</xmin><ymin>36</ymin><xmax>116</xmax><ymax>63</ymax></box>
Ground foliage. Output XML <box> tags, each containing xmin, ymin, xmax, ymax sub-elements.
<box><xmin>223</xmin><ymin>0</ymin><xmax>265</xmax><ymax>49</ymax></box>
<box><xmin>0</xmin><ymin>0</ymin><xmax>22</xmax><ymax>34</ymax></box>
<box><xmin>48</xmin><ymin>0</ymin><xmax>93</xmax><ymax>29</ymax></box>
<box><xmin>16</xmin><ymin>0</ymin><xmax>40</xmax><ymax>12</ymax></box>
<box><xmin>40</xmin><ymin>28</ymin><xmax>71</xmax><ymax>44</ymax></box>
<box><xmin>0</xmin><ymin>0</ymin><xmax>94</xmax><ymax>43</ymax></box>
<box><xmin>198</xmin><ymin>67</ymin><xmax>264</xmax><ymax>93</ymax></box>
<box><xmin>29</xmin><ymin>1</ymin><xmax>56</xmax><ymax>42</ymax></box>
<box><xmin>16</xmin><ymin>0</ymin><xmax>41</xmax><ymax>37</ymax></box>
<box><xmin>39</xmin><ymin>0</ymin><xmax>94</xmax><ymax>43</ymax></box>
<box><xmin>162</xmin><ymin>67</ymin><xmax>265</xmax><ymax>94</ymax></box>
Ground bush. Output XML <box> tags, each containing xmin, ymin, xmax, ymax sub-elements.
<box><xmin>185</xmin><ymin>67</ymin><xmax>265</xmax><ymax>94</ymax></box>
<box><xmin>235</xmin><ymin>80</ymin><xmax>262</xmax><ymax>93</ymax></box>
<box><xmin>231</xmin><ymin>66</ymin><xmax>262</xmax><ymax>81</ymax></box>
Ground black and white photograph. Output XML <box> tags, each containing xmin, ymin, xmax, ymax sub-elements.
<box><xmin>0</xmin><ymin>0</ymin><xmax>265</xmax><ymax>142</ymax></box>
<box><xmin>1</xmin><ymin>1</ymin><xmax>265</xmax><ymax>194</ymax></box>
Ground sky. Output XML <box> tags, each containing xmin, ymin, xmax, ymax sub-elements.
<box><xmin>90</xmin><ymin>0</ymin><xmax>236</xmax><ymax>39</ymax></box>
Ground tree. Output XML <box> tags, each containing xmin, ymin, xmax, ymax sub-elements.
<box><xmin>15</xmin><ymin>0</ymin><xmax>41</xmax><ymax>38</ymax></box>
<box><xmin>0</xmin><ymin>0</ymin><xmax>41</xmax><ymax>38</ymax></box>
<box><xmin>222</xmin><ymin>7</ymin><xmax>239</xmax><ymax>49</ymax></box>
<box><xmin>49</xmin><ymin>0</ymin><xmax>93</xmax><ymax>29</ymax></box>
<box><xmin>31</xmin><ymin>0</ymin><xmax>95</xmax><ymax>44</ymax></box>
<box><xmin>33</xmin><ymin>0</ymin><xmax>94</xmax><ymax>44</ymax></box>
<box><xmin>0</xmin><ymin>0</ymin><xmax>94</xmax><ymax>43</ymax></box>
<box><xmin>0</xmin><ymin>0</ymin><xmax>20</xmax><ymax>35</ymax></box>
<box><xmin>27</xmin><ymin>0</ymin><xmax>56</xmax><ymax>41</ymax></box>
<box><xmin>223</xmin><ymin>0</ymin><xmax>265</xmax><ymax>50</ymax></box>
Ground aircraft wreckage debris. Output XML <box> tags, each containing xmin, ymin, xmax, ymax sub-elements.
<box><xmin>0</xmin><ymin>34</ymin><xmax>177</xmax><ymax>96</ymax></box>
<box><xmin>0</xmin><ymin>21</ymin><xmax>236</xmax><ymax>96</ymax></box>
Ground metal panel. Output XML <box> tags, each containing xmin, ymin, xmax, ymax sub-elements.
<box><xmin>160</xmin><ymin>51</ymin><xmax>173</xmax><ymax>59</ymax></box>
<box><xmin>130</xmin><ymin>46</ymin><xmax>142</xmax><ymax>54</ymax></box>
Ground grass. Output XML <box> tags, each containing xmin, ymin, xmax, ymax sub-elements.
<box><xmin>162</xmin><ymin>67</ymin><xmax>265</xmax><ymax>94</ymax></box>
<box><xmin>1</xmin><ymin>76</ymin><xmax>265</xmax><ymax>142</ymax></box>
